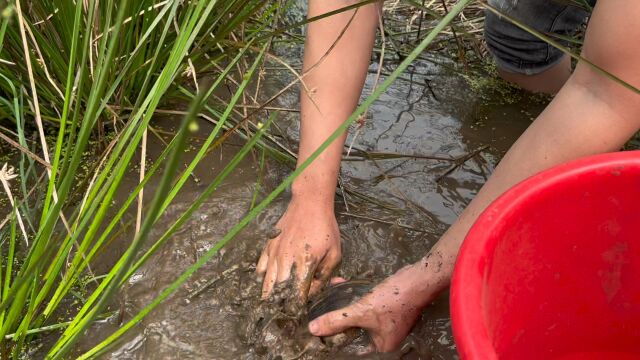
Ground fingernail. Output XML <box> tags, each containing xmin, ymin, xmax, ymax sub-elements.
<box><xmin>308</xmin><ymin>320</ymin><xmax>318</xmax><ymax>334</ymax></box>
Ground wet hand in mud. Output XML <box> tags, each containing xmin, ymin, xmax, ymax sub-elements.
<box><xmin>256</xmin><ymin>199</ymin><xmax>342</xmax><ymax>301</ymax></box>
<box><xmin>240</xmin><ymin>277</ymin><xmax>322</xmax><ymax>360</ymax></box>
<box><xmin>309</xmin><ymin>265</ymin><xmax>431</xmax><ymax>353</ymax></box>
<box><xmin>240</xmin><ymin>276</ymin><xmax>373</xmax><ymax>359</ymax></box>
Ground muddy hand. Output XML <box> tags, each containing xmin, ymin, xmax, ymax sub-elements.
<box><xmin>308</xmin><ymin>265</ymin><xmax>430</xmax><ymax>352</ymax></box>
<box><xmin>256</xmin><ymin>199</ymin><xmax>341</xmax><ymax>302</ymax></box>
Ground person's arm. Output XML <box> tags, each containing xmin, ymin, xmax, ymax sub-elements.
<box><xmin>257</xmin><ymin>1</ymin><xmax>380</xmax><ymax>301</ymax></box>
<box><xmin>310</xmin><ymin>0</ymin><xmax>640</xmax><ymax>351</ymax></box>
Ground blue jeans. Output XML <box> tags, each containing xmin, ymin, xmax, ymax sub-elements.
<box><xmin>485</xmin><ymin>0</ymin><xmax>596</xmax><ymax>75</ymax></box>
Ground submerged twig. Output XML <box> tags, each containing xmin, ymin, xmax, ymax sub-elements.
<box><xmin>337</xmin><ymin>211</ymin><xmax>438</xmax><ymax>235</ymax></box>
<box><xmin>0</xmin><ymin>130</ymin><xmax>52</xmax><ymax>169</ymax></box>
<box><xmin>344</xmin><ymin>148</ymin><xmax>455</xmax><ymax>162</ymax></box>
<box><xmin>187</xmin><ymin>264</ymin><xmax>241</xmax><ymax>301</ymax></box>
<box><xmin>337</xmin><ymin>175</ymin><xmax>350</xmax><ymax>212</ymax></box>
<box><xmin>340</xmin><ymin>183</ymin><xmax>404</xmax><ymax>213</ymax></box>
<box><xmin>369</xmin><ymin>156</ymin><xmax>434</xmax><ymax>219</ymax></box>
<box><xmin>439</xmin><ymin>0</ymin><xmax>467</xmax><ymax>69</ymax></box>
<box><xmin>436</xmin><ymin>145</ymin><xmax>489</xmax><ymax>182</ymax></box>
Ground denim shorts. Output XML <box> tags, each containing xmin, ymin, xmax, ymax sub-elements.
<box><xmin>484</xmin><ymin>0</ymin><xmax>596</xmax><ymax>75</ymax></box>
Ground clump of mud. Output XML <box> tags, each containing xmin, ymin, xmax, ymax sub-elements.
<box><xmin>238</xmin><ymin>277</ymin><xmax>373</xmax><ymax>360</ymax></box>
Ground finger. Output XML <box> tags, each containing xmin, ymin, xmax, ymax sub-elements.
<box><xmin>257</xmin><ymin>238</ymin><xmax>277</xmax><ymax>275</ymax></box>
<box><xmin>308</xmin><ymin>272</ymin><xmax>334</xmax><ymax>297</ymax></box>
<box><xmin>256</xmin><ymin>246</ymin><xmax>269</xmax><ymax>275</ymax></box>
<box><xmin>308</xmin><ymin>271</ymin><xmax>328</xmax><ymax>297</ymax></box>
<box><xmin>330</xmin><ymin>277</ymin><xmax>347</xmax><ymax>285</ymax></box>
<box><xmin>276</xmin><ymin>256</ymin><xmax>295</xmax><ymax>287</ymax></box>
<box><xmin>313</xmin><ymin>253</ymin><xmax>340</xmax><ymax>294</ymax></box>
<box><xmin>308</xmin><ymin>253</ymin><xmax>340</xmax><ymax>296</ymax></box>
<box><xmin>309</xmin><ymin>279</ymin><xmax>325</xmax><ymax>297</ymax></box>
<box><xmin>293</xmin><ymin>258</ymin><xmax>319</xmax><ymax>302</ymax></box>
<box><xmin>261</xmin><ymin>257</ymin><xmax>278</xmax><ymax>299</ymax></box>
<box><xmin>308</xmin><ymin>306</ymin><xmax>360</xmax><ymax>337</ymax></box>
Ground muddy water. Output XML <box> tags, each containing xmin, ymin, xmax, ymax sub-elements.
<box><xmin>71</xmin><ymin>20</ymin><xmax>550</xmax><ymax>359</ymax></box>
<box><xmin>72</xmin><ymin>62</ymin><xmax>549</xmax><ymax>359</ymax></box>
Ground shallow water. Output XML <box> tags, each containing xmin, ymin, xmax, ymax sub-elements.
<box><xmin>69</xmin><ymin>57</ymin><xmax>548</xmax><ymax>359</ymax></box>
<box><xmin>65</xmin><ymin>6</ymin><xmax>551</xmax><ymax>355</ymax></box>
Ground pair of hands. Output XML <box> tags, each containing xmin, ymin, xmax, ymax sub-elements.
<box><xmin>256</xmin><ymin>200</ymin><xmax>432</xmax><ymax>352</ymax></box>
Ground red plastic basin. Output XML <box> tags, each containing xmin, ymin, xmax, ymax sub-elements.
<box><xmin>451</xmin><ymin>151</ymin><xmax>640</xmax><ymax>359</ymax></box>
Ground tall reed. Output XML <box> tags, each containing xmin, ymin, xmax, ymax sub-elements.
<box><xmin>0</xmin><ymin>0</ymin><xmax>284</xmax><ymax>357</ymax></box>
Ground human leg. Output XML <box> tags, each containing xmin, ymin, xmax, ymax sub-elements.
<box><xmin>484</xmin><ymin>0</ymin><xmax>595</xmax><ymax>94</ymax></box>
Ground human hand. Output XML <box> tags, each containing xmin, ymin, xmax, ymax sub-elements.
<box><xmin>308</xmin><ymin>263</ymin><xmax>440</xmax><ymax>352</ymax></box>
<box><xmin>257</xmin><ymin>198</ymin><xmax>341</xmax><ymax>303</ymax></box>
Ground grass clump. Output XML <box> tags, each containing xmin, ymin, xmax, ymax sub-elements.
<box><xmin>0</xmin><ymin>0</ymin><xmax>289</xmax><ymax>357</ymax></box>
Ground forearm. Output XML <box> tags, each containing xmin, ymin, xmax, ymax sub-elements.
<box><xmin>408</xmin><ymin>0</ymin><xmax>640</xmax><ymax>305</ymax></box>
<box><xmin>292</xmin><ymin>0</ymin><xmax>380</xmax><ymax>206</ymax></box>
<box><xmin>405</xmin><ymin>83</ymin><xmax>640</xmax><ymax>309</ymax></box>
